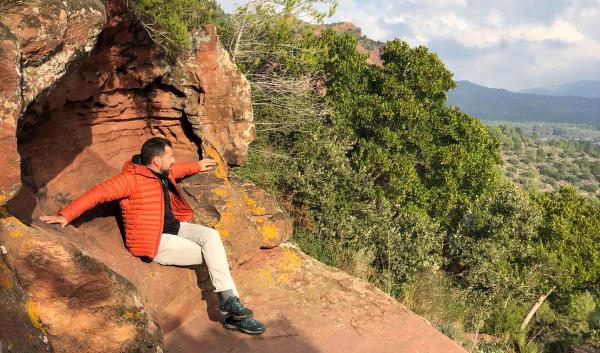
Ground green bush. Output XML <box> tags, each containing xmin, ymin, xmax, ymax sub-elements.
<box><xmin>532</xmin><ymin>187</ymin><xmax>600</xmax><ymax>294</ymax></box>
<box><xmin>128</xmin><ymin>0</ymin><xmax>222</xmax><ymax>55</ymax></box>
<box><xmin>448</xmin><ymin>182</ymin><xmax>542</xmax><ymax>300</ymax></box>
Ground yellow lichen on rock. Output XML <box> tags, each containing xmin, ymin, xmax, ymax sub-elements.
<box><xmin>258</xmin><ymin>268</ymin><xmax>274</xmax><ymax>285</ymax></box>
<box><xmin>122</xmin><ymin>309</ymin><xmax>142</xmax><ymax>322</ymax></box>
<box><xmin>9</xmin><ymin>229</ymin><xmax>23</xmax><ymax>238</ymax></box>
<box><xmin>1</xmin><ymin>215</ymin><xmax>27</xmax><ymax>228</ymax></box>
<box><xmin>214</xmin><ymin>200</ymin><xmax>234</xmax><ymax>239</ymax></box>
<box><xmin>26</xmin><ymin>300</ymin><xmax>46</xmax><ymax>334</ymax></box>
<box><xmin>20</xmin><ymin>240</ymin><xmax>34</xmax><ymax>250</ymax></box>
<box><xmin>0</xmin><ymin>202</ymin><xmax>9</xmax><ymax>218</ymax></box>
<box><xmin>280</xmin><ymin>248</ymin><xmax>303</xmax><ymax>272</ymax></box>
<box><xmin>203</xmin><ymin>144</ymin><xmax>228</xmax><ymax>180</ymax></box>
<box><xmin>241</xmin><ymin>192</ymin><xmax>266</xmax><ymax>215</ymax></box>
<box><xmin>255</xmin><ymin>218</ymin><xmax>278</xmax><ymax>242</ymax></box>
<box><xmin>0</xmin><ymin>258</ymin><xmax>13</xmax><ymax>289</ymax></box>
<box><xmin>211</xmin><ymin>186</ymin><xmax>227</xmax><ymax>197</ymax></box>
<box><xmin>0</xmin><ymin>216</ymin><xmax>29</xmax><ymax>238</ymax></box>
<box><xmin>257</xmin><ymin>248</ymin><xmax>303</xmax><ymax>285</ymax></box>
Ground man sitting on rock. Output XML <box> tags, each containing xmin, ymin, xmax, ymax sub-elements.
<box><xmin>40</xmin><ymin>137</ymin><xmax>266</xmax><ymax>335</ymax></box>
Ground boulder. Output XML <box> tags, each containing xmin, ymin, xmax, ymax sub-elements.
<box><xmin>0</xmin><ymin>213</ymin><xmax>162</xmax><ymax>353</ymax></box>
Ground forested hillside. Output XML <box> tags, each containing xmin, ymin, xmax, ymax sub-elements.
<box><xmin>489</xmin><ymin>124</ymin><xmax>600</xmax><ymax>196</ymax></box>
<box><xmin>132</xmin><ymin>1</ymin><xmax>600</xmax><ymax>352</ymax></box>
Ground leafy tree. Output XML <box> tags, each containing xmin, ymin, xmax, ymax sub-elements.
<box><xmin>318</xmin><ymin>31</ymin><xmax>500</xmax><ymax>228</ymax></box>
<box><xmin>128</xmin><ymin>0</ymin><xmax>223</xmax><ymax>55</ymax></box>
<box><xmin>532</xmin><ymin>187</ymin><xmax>600</xmax><ymax>295</ymax></box>
<box><xmin>220</xmin><ymin>0</ymin><xmax>336</xmax><ymax>64</ymax></box>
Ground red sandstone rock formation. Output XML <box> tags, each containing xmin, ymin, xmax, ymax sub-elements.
<box><xmin>0</xmin><ymin>0</ymin><xmax>106</xmax><ymax>204</ymax></box>
<box><xmin>317</xmin><ymin>22</ymin><xmax>384</xmax><ymax>66</ymax></box>
<box><xmin>0</xmin><ymin>1</ymin><xmax>466</xmax><ymax>353</ymax></box>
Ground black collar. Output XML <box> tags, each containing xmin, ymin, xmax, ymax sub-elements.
<box><xmin>150</xmin><ymin>169</ymin><xmax>168</xmax><ymax>181</ymax></box>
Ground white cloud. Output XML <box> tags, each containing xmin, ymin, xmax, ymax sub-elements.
<box><xmin>218</xmin><ymin>0</ymin><xmax>600</xmax><ymax>90</ymax></box>
<box><xmin>219</xmin><ymin>0</ymin><xmax>242</xmax><ymax>13</ymax></box>
<box><xmin>326</xmin><ymin>0</ymin><xmax>600</xmax><ymax>89</ymax></box>
<box><xmin>507</xmin><ymin>20</ymin><xmax>583</xmax><ymax>43</ymax></box>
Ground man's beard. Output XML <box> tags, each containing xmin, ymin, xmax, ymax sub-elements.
<box><xmin>160</xmin><ymin>167</ymin><xmax>170</xmax><ymax>175</ymax></box>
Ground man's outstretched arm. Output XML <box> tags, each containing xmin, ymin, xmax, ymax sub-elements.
<box><xmin>40</xmin><ymin>172</ymin><xmax>135</xmax><ymax>227</ymax></box>
<box><xmin>171</xmin><ymin>159</ymin><xmax>217</xmax><ymax>180</ymax></box>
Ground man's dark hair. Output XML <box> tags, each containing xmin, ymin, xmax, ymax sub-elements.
<box><xmin>141</xmin><ymin>137</ymin><xmax>172</xmax><ymax>165</ymax></box>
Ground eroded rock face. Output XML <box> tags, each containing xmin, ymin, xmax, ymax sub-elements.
<box><xmin>0</xmin><ymin>0</ymin><xmax>106</xmax><ymax>203</ymax></box>
<box><xmin>0</xmin><ymin>0</ymin><xmax>256</xmax><ymax>205</ymax></box>
<box><xmin>165</xmin><ymin>26</ymin><xmax>256</xmax><ymax>167</ymax></box>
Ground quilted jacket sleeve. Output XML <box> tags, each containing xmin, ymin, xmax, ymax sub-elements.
<box><xmin>170</xmin><ymin>162</ymin><xmax>202</xmax><ymax>180</ymax></box>
<box><xmin>59</xmin><ymin>172</ymin><xmax>135</xmax><ymax>223</ymax></box>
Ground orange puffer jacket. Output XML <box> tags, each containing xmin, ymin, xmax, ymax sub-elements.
<box><xmin>59</xmin><ymin>157</ymin><xmax>201</xmax><ymax>258</ymax></box>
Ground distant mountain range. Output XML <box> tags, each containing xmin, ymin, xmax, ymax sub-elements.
<box><xmin>447</xmin><ymin>81</ymin><xmax>600</xmax><ymax>126</ymax></box>
<box><xmin>519</xmin><ymin>80</ymin><xmax>600</xmax><ymax>98</ymax></box>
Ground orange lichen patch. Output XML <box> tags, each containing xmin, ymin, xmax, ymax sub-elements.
<box><xmin>241</xmin><ymin>192</ymin><xmax>266</xmax><ymax>215</ymax></box>
<box><xmin>1</xmin><ymin>216</ymin><xmax>27</xmax><ymax>228</ymax></box>
<box><xmin>26</xmin><ymin>300</ymin><xmax>46</xmax><ymax>334</ymax></box>
<box><xmin>0</xmin><ymin>258</ymin><xmax>13</xmax><ymax>289</ymax></box>
<box><xmin>0</xmin><ymin>274</ymin><xmax>12</xmax><ymax>289</ymax></box>
<box><xmin>9</xmin><ymin>229</ymin><xmax>23</xmax><ymax>238</ymax></box>
<box><xmin>258</xmin><ymin>248</ymin><xmax>303</xmax><ymax>285</ymax></box>
<box><xmin>214</xmin><ymin>200</ymin><xmax>234</xmax><ymax>239</ymax></box>
<box><xmin>274</xmin><ymin>249</ymin><xmax>303</xmax><ymax>284</ymax></box>
<box><xmin>0</xmin><ymin>217</ymin><xmax>30</xmax><ymax>244</ymax></box>
<box><xmin>20</xmin><ymin>240</ymin><xmax>34</xmax><ymax>251</ymax></box>
<box><xmin>214</xmin><ymin>223</ymin><xmax>230</xmax><ymax>239</ymax></box>
<box><xmin>211</xmin><ymin>186</ymin><xmax>227</xmax><ymax>197</ymax></box>
<box><xmin>278</xmin><ymin>272</ymin><xmax>291</xmax><ymax>284</ymax></box>
<box><xmin>122</xmin><ymin>310</ymin><xmax>142</xmax><ymax>322</ymax></box>
<box><xmin>280</xmin><ymin>248</ymin><xmax>303</xmax><ymax>272</ymax></box>
<box><xmin>203</xmin><ymin>144</ymin><xmax>228</xmax><ymax>180</ymax></box>
<box><xmin>258</xmin><ymin>268</ymin><xmax>274</xmax><ymax>285</ymax></box>
<box><xmin>255</xmin><ymin>218</ymin><xmax>278</xmax><ymax>242</ymax></box>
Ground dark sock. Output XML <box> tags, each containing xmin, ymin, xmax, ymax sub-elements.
<box><xmin>219</xmin><ymin>289</ymin><xmax>235</xmax><ymax>302</ymax></box>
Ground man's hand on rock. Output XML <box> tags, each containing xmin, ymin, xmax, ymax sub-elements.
<box><xmin>39</xmin><ymin>215</ymin><xmax>68</xmax><ymax>228</ymax></box>
<box><xmin>199</xmin><ymin>158</ymin><xmax>217</xmax><ymax>172</ymax></box>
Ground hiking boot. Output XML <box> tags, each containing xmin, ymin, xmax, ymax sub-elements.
<box><xmin>223</xmin><ymin>317</ymin><xmax>267</xmax><ymax>335</ymax></box>
<box><xmin>219</xmin><ymin>296</ymin><xmax>254</xmax><ymax>319</ymax></box>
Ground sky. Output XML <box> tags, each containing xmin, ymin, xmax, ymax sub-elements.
<box><xmin>218</xmin><ymin>0</ymin><xmax>600</xmax><ymax>91</ymax></box>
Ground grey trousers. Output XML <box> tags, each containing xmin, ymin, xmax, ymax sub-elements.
<box><xmin>153</xmin><ymin>222</ymin><xmax>238</xmax><ymax>296</ymax></box>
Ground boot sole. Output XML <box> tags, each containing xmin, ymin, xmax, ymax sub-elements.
<box><xmin>223</xmin><ymin>322</ymin><xmax>267</xmax><ymax>335</ymax></box>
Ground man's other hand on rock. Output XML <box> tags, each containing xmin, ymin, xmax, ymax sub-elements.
<box><xmin>199</xmin><ymin>158</ymin><xmax>217</xmax><ymax>172</ymax></box>
<box><xmin>39</xmin><ymin>215</ymin><xmax>68</xmax><ymax>228</ymax></box>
